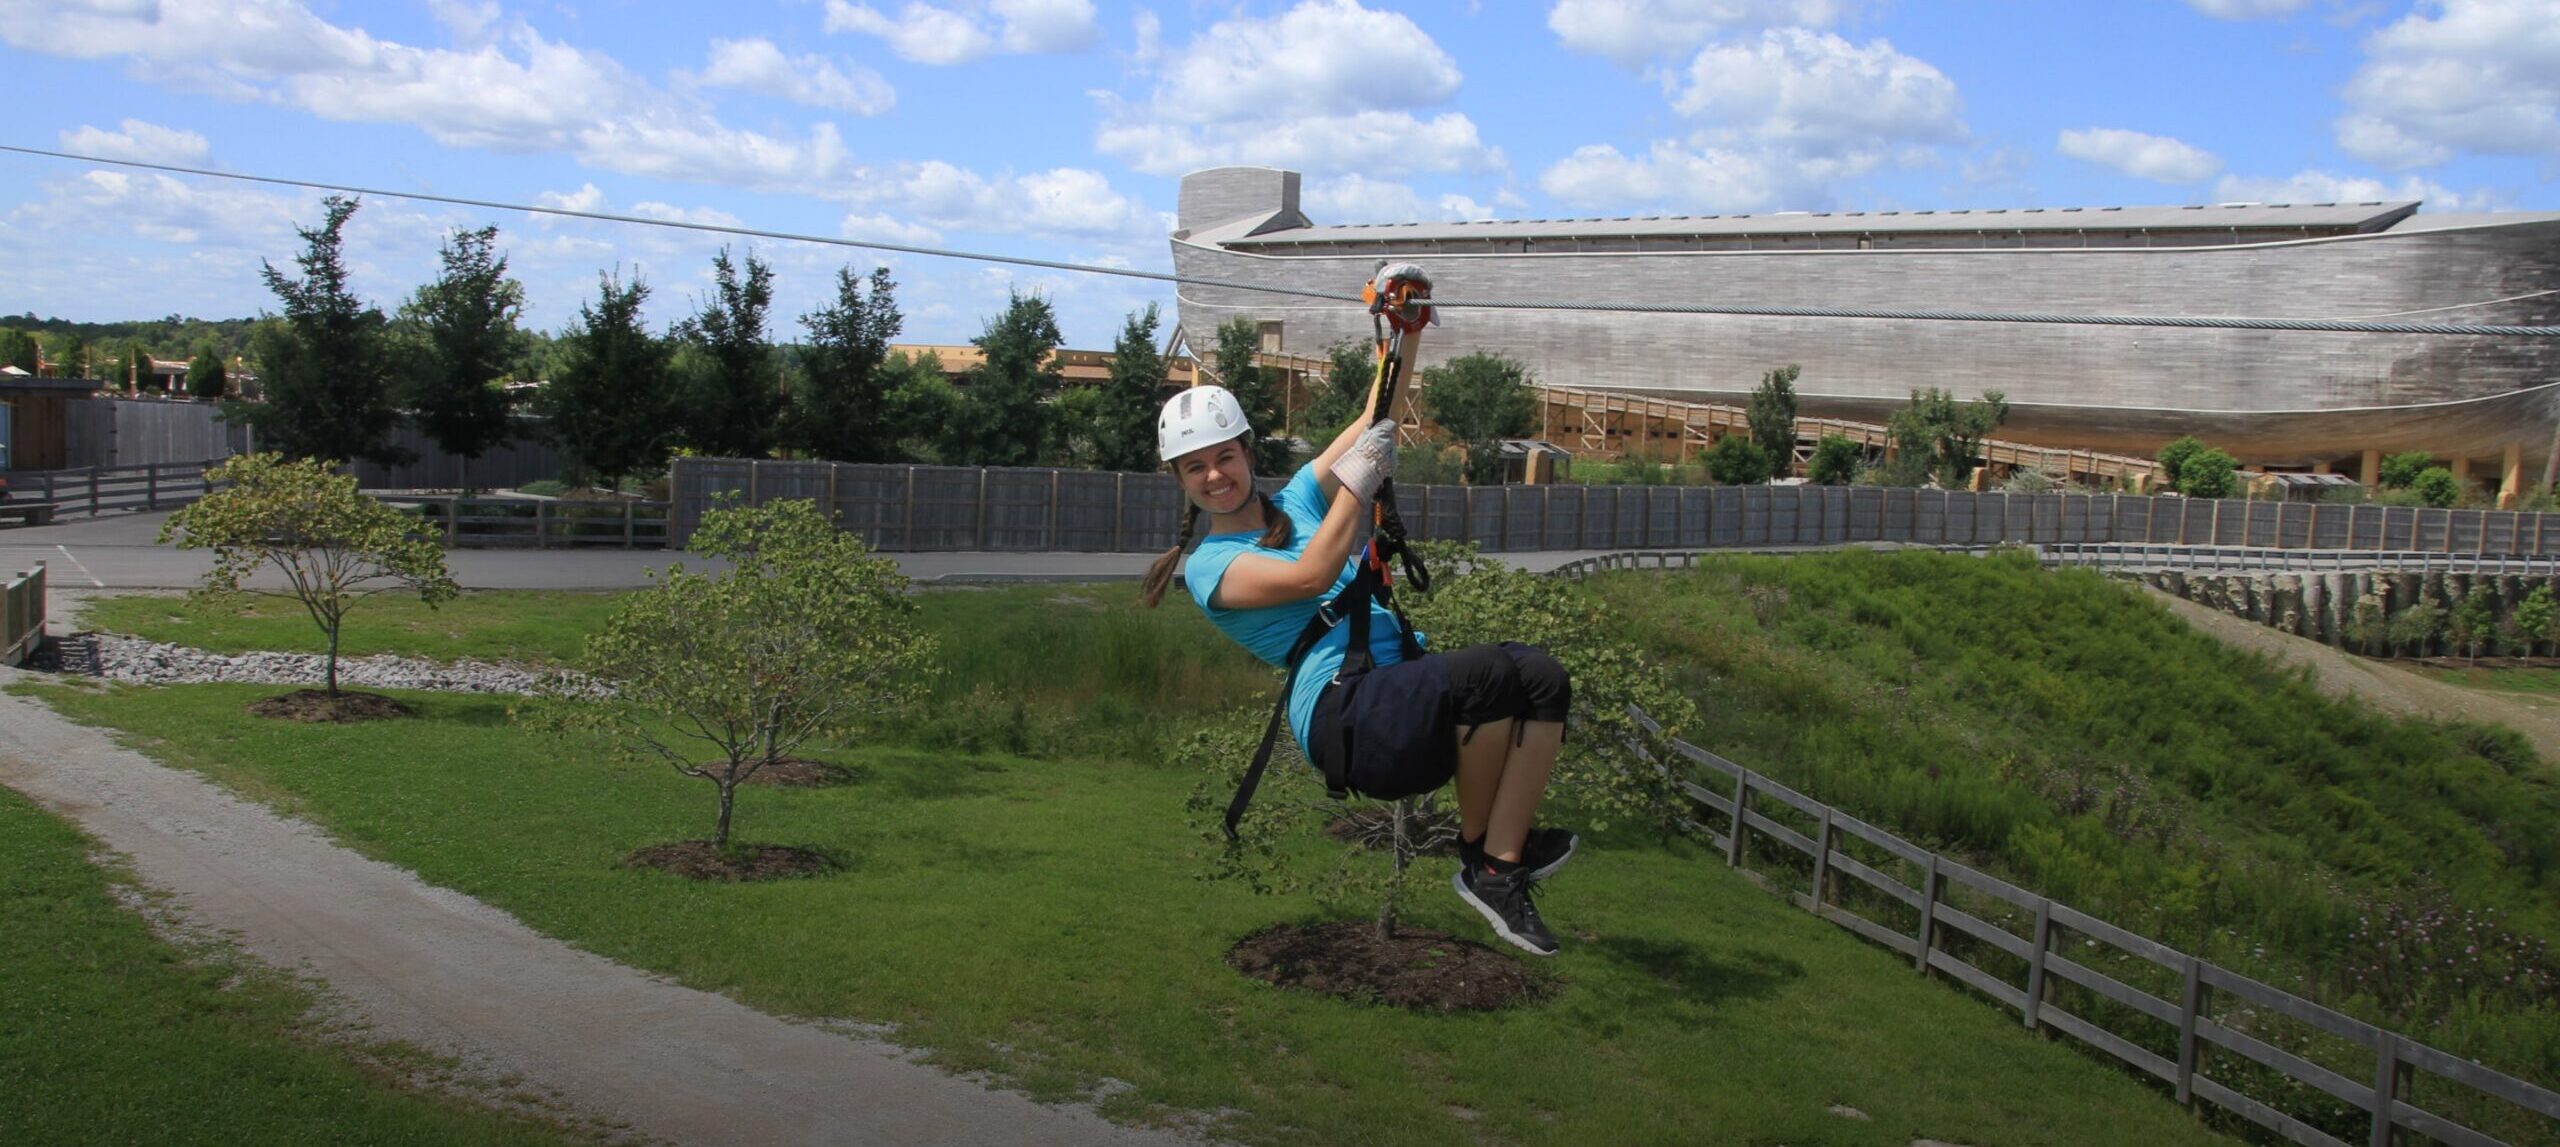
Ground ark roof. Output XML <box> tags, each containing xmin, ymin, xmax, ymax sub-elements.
<box><xmin>1220</xmin><ymin>201</ymin><xmax>2423</xmax><ymax>246</ymax></box>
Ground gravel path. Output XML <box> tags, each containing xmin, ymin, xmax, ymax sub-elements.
<box><xmin>0</xmin><ymin>683</ymin><xmax>1208</xmax><ymax>1147</ymax></box>
<box><xmin>73</xmin><ymin>632</ymin><xmax>563</xmax><ymax>694</ymax></box>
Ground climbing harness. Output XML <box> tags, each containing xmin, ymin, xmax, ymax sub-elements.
<box><xmin>1224</xmin><ymin>265</ymin><xmax>1438</xmax><ymax>841</ymax></box>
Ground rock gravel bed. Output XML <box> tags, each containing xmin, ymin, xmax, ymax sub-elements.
<box><xmin>78</xmin><ymin>633</ymin><xmax>564</xmax><ymax>696</ymax></box>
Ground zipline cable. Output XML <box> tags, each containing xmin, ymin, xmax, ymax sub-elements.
<box><xmin>6</xmin><ymin>144</ymin><xmax>2557</xmax><ymax>338</ymax></box>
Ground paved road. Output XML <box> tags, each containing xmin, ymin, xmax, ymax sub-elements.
<box><xmin>0</xmin><ymin>509</ymin><xmax>1620</xmax><ymax>590</ymax></box>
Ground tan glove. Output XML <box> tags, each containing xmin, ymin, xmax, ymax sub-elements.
<box><xmin>1330</xmin><ymin>420</ymin><xmax>1400</xmax><ymax>503</ymax></box>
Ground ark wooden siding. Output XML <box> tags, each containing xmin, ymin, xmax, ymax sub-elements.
<box><xmin>1170</xmin><ymin>221</ymin><xmax>2560</xmax><ymax>465</ymax></box>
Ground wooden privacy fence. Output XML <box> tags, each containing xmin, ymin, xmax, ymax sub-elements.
<box><xmin>1626</xmin><ymin>707</ymin><xmax>2560</xmax><ymax>1147</ymax></box>
<box><xmin>375</xmin><ymin>496</ymin><xmax>669</xmax><ymax>549</ymax></box>
<box><xmin>4</xmin><ymin>462</ymin><xmax>228</xmax><ymax>517</ymax></box>
<box><xmin>671</xmin><ymin>458</ymin><xmax>2560</xmax><ymax>557</ymax></box>
<box><xmin>3</xmin><ymin>563</ymin><xmax>42</xmax><ymax>667</ymax></box>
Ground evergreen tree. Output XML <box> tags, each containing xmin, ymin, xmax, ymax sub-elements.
<box><xmin>542</xmin><ymin>271</ymin><xmax>673</xmax><ymax>488</ymax></box>
<box><xmin>785</xmin><ymin>265</ymin><xmax>902</xmax><ymax>463</ymax></box>
<box><xmin>881</xmin><ymin>351</ymin><xmax>960</xmax><ymax>463</ymax></box>
<box><xmin>0</xmin><ymin>329</ymin><xmax>37</xmax><ymax>374</ymax></box>
<box><xmin>396</xmin><ymin>225</ymin><xmax>526</xmax><ymax>489</ymax></box>
<box><xmin>952</xmin><ymin>292</ymin><xmax>1062</xmax><ymax>467</ymax></box>
<box><xmin>186</xmin><ymin>347</ymin><xmax>227</xmax><ymax>399</ymax></box>
<box><xmin>1091</xmin><ymin>303</ymin><xmax>1167</xmax><ymax>471</ymax></box>
<box><xmin>1419</xmin><ymin>351</ymin><xmax>1536</xmax><ymax>485</ymax></box>
<box><xmin>1211</xmin><ymin>317</ymin><xmax>1292</xmax><ymax>473</ymax></box>
<box><xmin>244</xmin><ymin>195</ymin><xmax>406</xmax><ymax>464</ymax></box>
<box><xmin>673</xmin><ymin>247</ymin><xmax>779</xmax><ymax>460</ymax></box>
<box><xmin>53</xmin><ymin>333</ymin><xmax>90</xmax><ymax>380</ymax></box>
<box><xmin>1745</xmin><ymin>364</ymin><xmax>1800</xmax><ymax>476</ymax></box>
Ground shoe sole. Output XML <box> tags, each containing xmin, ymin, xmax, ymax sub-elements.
<box><xmin>1451</xmin><ymin>869</ymin><xmax>1558</xmax><ymax>958</ymax></box>
<box><xmin>1527</xmin><ymin>834</ymin><xmax>1576</xmax><ymax>882</ymax></box>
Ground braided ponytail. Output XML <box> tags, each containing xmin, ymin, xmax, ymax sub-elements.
<box><xmin>1139</xmin><ymin>502</ymin><xmax>1201</xmax><ymax>608</ymax></box>
<box><xmin>1255</xmin><ymin>491</ymin><xmax>1293</xmax><ymax>551</ymax></box>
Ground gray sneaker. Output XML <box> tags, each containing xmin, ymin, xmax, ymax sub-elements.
<box><xmin>1453</xmin><ymin>864</ymin><xmax>1560</xmax><ymax>957</ymax></box>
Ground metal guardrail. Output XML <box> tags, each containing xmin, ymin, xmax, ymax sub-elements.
<box><xmin>1626</xmin><ymin>706</ymin><xmax>2559</xmax><ymax>1147</ymax></box>
<box><xmin>2037</xmin><ymin>543</ymin><xmax>2560</xmax><ymax>577</ymax></box>
<box><xmin>3</xmin><ymin>562</ymin><xmax>42</xmax><ymax>667</ymax></box>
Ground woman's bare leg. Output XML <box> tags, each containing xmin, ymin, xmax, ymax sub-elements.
<box><xmin>1454</xmin><ymin>718</ymin><xmax>1514</xmax><ymax>851</ymax></box>
<box><xmin>1481</xmin><ymin>720</ymin><xmax>1564</xmax><ymax>862</ymax></box>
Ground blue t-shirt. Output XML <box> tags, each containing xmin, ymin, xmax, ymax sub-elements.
<box><xmin>1184</xmin><ymin>462</ymin><xmax>1417</xmax><ymax>756</ymax></box>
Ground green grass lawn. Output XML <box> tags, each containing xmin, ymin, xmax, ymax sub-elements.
<box><xmin>79</xmin><ymin>590</ymin><xmax>629</xmax><ymax>665</ymax></box>
<box><xmin>2412</xmin><ymin>662</ymin><xmax>2560</xmax><ymax>702</ymax></box>
<box><xmin>0</xmin><ymin>785</ymin><xmax>592</xmax><ymax>1147</ymax></box>
<box><xmin>27</xmin><ymin>679</ymin><xmax>2230</xmax><ymax>1147</ymax></box>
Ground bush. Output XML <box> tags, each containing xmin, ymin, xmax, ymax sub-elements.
<box><xmin>2176</xmin><ymin>448</ymin><xmax>2239</xmax><ymax>498</ymax></box>
<box><xmin>2155</xmin><ymin>435</ymin><xmax>2207</xmax><ymax>489</ymax></box>
<box><xmin>2409</xmin><ymin>467</ymin><xmax>2463</xmax><ymax>508</ymax></box>
<box><xmin>2377</xmin><ymin>450</ymin><xmax>2434</xmax><ymax>490</ymax></box>
<box><xmin>1702</xmin><ymin>435</ymin><xmax>1772</xmax><ymax>486</ymax></box>
<box><xmin>1807</xmin><ymin>434</ymin><xmax>1861</xmax><ymax>486</ymax></box>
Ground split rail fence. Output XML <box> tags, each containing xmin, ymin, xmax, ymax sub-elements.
<box><xmin>1626</xmin><ymin>707</ymin><xmax>2559</xmax><ymax>1147</ymax></box>
<box><xmin>2</xmin><ymin>462</ymin><xmax>229</xmax><ymax>517</ymax></box>
<box><xmin>671</xmin><ymin>458</ymin><xmax>2560</xmax><ymax>557</ymax></box>
<box><xmin>3</xmin><ymin>562</ymin><xmax>42</xmax><ymax>667</ymax></box>
<box><xmin>376</xmin><ymin>496</ymin><xmax>669</xmax><ymax>549</ymax></box>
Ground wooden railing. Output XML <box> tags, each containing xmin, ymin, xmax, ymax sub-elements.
<box><xmin>1626</xmin><ymin>707</ymin><xmax>2559</xmax><ymax>1147</ymax></box>
<box><xmin>4</xmin><ymin>462</ymin><xmax>228</xmax><ymax>516</ymax></box>
<box><xmin>3</xmin><ymin>562</ymin><xmax>42</xmax><ymax>667</ymax></box>
<box><xmin>375</xmin><ymin>496</ymin><xmax>669</xmax><ymax>549</ymax></box>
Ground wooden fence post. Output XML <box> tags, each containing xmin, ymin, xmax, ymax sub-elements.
<box><xmin>534</xmin><ymin>501</ymin><xmax>549</xmax><ymax>549</ymax></box>
<box><xmin>2370</xmin><ymin>1033</ymin><xmax>2401</xmax><ymax>1147</ymax></box>
<box><xmin>622</xmin><ymin>499</ymin><xmax>636</xmax><ymax>549</ymax></box>
<box><xmin>445</xmin><ymin>497</ymin><xmax>459</xmax><ymax>545</ymax></box>
<box><xmin>2025</xmin><ymin>899</ymin><xmax>2052</xmax><ymax>1031</ymax></box>
<box><xmin>1915</xmin><ymin>854</ymin><xmax>1941</xmax><ymax>975</ymax></box>
<box><xmin>903</xmin><ymin>466</ymin><xmax>918</xmax><ymax>550</ymax></box>
<box><xmin>2177</xmin><ymin>957</ymin><xmax>2204</xmax><ymax>1108</ymax></box>
<box><xmin>976</xmin><ymin>468</ymin><xmax>990</xmax><ymax>550</ymax></box>
<box><xmin>1048</xmin><ymin>469</ymin><xmax>1061</xmax><ymax>550</ymax></box>
<box><xmin>1809</xmin><ymin>808</ymin><xmax>1834</xmax><ymax>912</ymax></box>
<box><xmin>1726</xmin><ymin>772</ymin><xmax>1752</xmax><ymax>868</ymax></box>
<box><xmin>145</xmin><ymin>462</ymin><xmax>160</xmax><ymax>510</ymax></box>
<box><xmin>88</xmin><ymin>466</ymin><xmax>101</xmax><ymax>516</ymax></box>
<box><xmin>1111</xmin><ymin>472</ymin><xmax>1125</xmax><ymax>552</ymax></box>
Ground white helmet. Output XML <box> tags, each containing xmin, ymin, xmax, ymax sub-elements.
<box><xmin>1158</xmin><ymin>384</ymin><xmax>1251</xmax><ymax>462</ymax></box>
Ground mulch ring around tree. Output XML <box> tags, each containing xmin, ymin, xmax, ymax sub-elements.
<box><xmin>1227</xmin><ymin>921</ymin><xmax>1550</xmax><ymax>1012</ymax></box>
<box><xmin>246</xmin><ymin>689</ymin><xmax>418</xmax><ymax>722</ymax></box>
<box><xmin>619</xmin><ymin>841</ymin><xmax>838</xmax><ymax>882</ymax></box>
<box><xmin>707</xmin><ymin>758</ymin><xmax>866</xmax><ymax>788</ymax></box>
<box><xmin>1323</xmin><ymin>807</ymin><xmax>1461</xmax><ymax>857</ymax></box>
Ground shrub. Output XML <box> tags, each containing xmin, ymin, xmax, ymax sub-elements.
<box><xmin>1702</xmin><ymin>435</ymin><xmax>1772</xmax><ymax>486</ymax></box>
<box><xmin>1807</xmin><ymin>434</ymin><xmax>1861</xmax><ymax>485</ymax></box>
<box><xmin>2176</xmin><ymin>448</ymin><xmax>2239</xmax><ymax>498</ymax></box>
<box><xmin>2409</xmin><ymin>467</ymin><xmax>2463</xmax><ymax>508</ymax></box>
<box><xmin>2377</xmin><ymin>451</ymin><xmax>2434</xmax><ymax>490</ymax></box>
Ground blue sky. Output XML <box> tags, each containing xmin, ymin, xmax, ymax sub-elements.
<box><xmin>0</xmin><ymin>0</ymin><xmax>2552</xmax><ymax>349</ymax></box>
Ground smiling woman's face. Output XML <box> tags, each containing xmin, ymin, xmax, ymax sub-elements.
<box><xmin>1173</xmin><ymin>438</ymin><xmax>1254</xmax><ymax>514</ymax></box>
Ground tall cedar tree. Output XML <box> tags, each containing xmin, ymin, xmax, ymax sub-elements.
<box><xmin>1092</xmin><ymin>304</ymin><xmax>1167</xmax><ymax>471</ymax></box>
<box><xmin>674</xmin><ymin>248</ymin><xmax>779</xmax><ymax>460</ymax></box>
<box><xmin>1746</xmin><ymin>364</ymin><xmax>1800</xmax><ymax>476</ymax></box>
<box><xmin>1211</xmin><ymin>317</ymin><xmax>1294</xmax><ymax>473</ymax></box>
<box><xmin>1419</xmin><ymin>352</ymin><xmax>1537</xmax><ymax>485</ymax></box>
<box><xmin>0</xmin><ymin>329</ymin><xmax>37</xmax><ymax>374</ymax></box>
<box><xmin>397</xmin><ymin>226</ymin><xmax>526</xmax><ymax>488</ymax></box>
<box><xmin>186</xmin><ymin>348</ymin><xmax>227</xmax><ymax>399</ymax></box>
<box><xmin>542</xmin><ymin>271</ymin><xmax>673</xmax><ymax>488</ymax></box>
<box><xmin>786</xmin><ymin>265</ymin><xmax>902</xmax><ymax>463</ymax></box>
<box><xmin>245</xmin><ymin>195</ymin><xmax>407</xmax><ymax>464</ymax></box>
<box><xmin>954</xmin><ymin>292</ymin><xmax>1062</xmax><ymax>466</ymax></box>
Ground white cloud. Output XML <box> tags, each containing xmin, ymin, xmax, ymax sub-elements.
<box><xmin>536</xmin><ymin>183</ymin><xmax>608</xmax><ymax>215</ymax></box>
<box><xmin>694</xmin><ymin>38</ymin><xmax>894</xmax><ymax>115</ymax></box>
<box><xmin>823</xmin><ymin>0</ymin><xmax>1098</xmax><ymax>65</ymax></box>
<box><xmin>1547</xmin><ymin>0</ymin><xmax>1863</xmax><ymax>63</ymax></box>
<box><xmin>0</xmin><ymin>1</ymin><xmax>857</xmax><ymax>194</ymax></box>
<box><xmin>2213</xmin><ymin>169</ymin><xmax>2504</xmax><ymax>210</ymax></box>
<box><xmin>1130</xmin><ymin>8</ymin><xmax>1161</xmax><ymax>64</ymax></box>
<box><xmin>428</xmin><ymin>0</ymin><xmax>502</xmax><ymax>43</ymax></box>
<box><xmin>1539</xmin><ymin>140</ymin><xmax>1876</xmax><ymax>213</ymax></box>
<box><xmin>2056</xmin><ymin>127</ymin><xmax>2222</xmax><ymax>183</ymax></box>
<box><xmin>59</xmin><ymin>118</ymin><xmax>210</xmax><ymax>163</ymax></box>
<box><xmin>627</xmin><ymin>201</ymin><xmax>746</xmax><ymax>229</ymax></box>
<box><xmin>1093</xmin><ymin>1</ymin><xmax>1499</xmax><ymax>178</ymax></box>
<box><xmin>1670</xmin><ymin>28</ymin><xmax>1966</xmax><ymax>152</ymax></box>
<box><xmin>850</xmin><ymin>162</ymin><xmax>1156</xmax><ymax>241</ymax></box>
<box><xmin>840</xmin><ymin>212</ymin><xmax>944</xmax><ymax>245</ymax></box>
<box><xmin>2183</xmin><ymin>0</ymin><xmax>2309</xmax><ymax>18</ymax></box>
<box><xmin>7</xmin><ymin>168</ymin><xmax>302</xmax><ymax>247</ymax></box>
<box><xmin>2336</xmin><ymin>0</ymin><xmax>2560</xmax><ymax>168</ymax></box>
<box><xmin>1303</xmin><ymin>174</ymin><xmax>1500</xmax><ymax>224</ymax></box>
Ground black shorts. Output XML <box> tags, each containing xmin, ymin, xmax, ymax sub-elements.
<box><xmin>1308</xmin><ymin>642</ymin><xmax>1573</xmax><ymax>801</ymax></box>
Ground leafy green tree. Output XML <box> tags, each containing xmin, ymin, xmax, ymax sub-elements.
<box><xmin>1299</xmin><ymin>337</ymin><xmax>1376</xmax><ymax>446</ymax></box>
<box><xmin>673</xmin><ymin>247</ymin><xmax>779</xmax><ymax>460</ymax></box>
<box><xmin>537</xmin><ymin>498</ymin><xmax>938</xmax><ymax>849</ymax></box>
<box><xmin>2410</xmin><ymin>467</ymin><xmax>2463</xmax><ymax>508</ymax></box>
<box><xmin>1090</xmin><ymin>304</ymin><xmax>1168</xmax><ymax>472</ymax></box>
<box><xmin>2155</xmin><ymin>435</ymin><xmax>2208</xmax><ymax>489</ymax></box>
<box><xmin>542</xmin><ymin>271</ymin><xmax>673</xmax><ymax>488</ymax></box>
<box><xmin>2378</xmin><ymin>451</ymin><xmax>2435</xmax><ymax>490</ymax></box>
<box><xmin>1745</xmin><ymin>364</ymin><xmax>1800</xmax><ymax>476</ymax></box>
<box><xmin>2516</xmin><ymin>585</ymin><xmax>2556</xmax><ymax>658</ymax></box>
<box><xmin>1886</xmin><ymin>387</ymin><xmax>2010</xmax><ymax>489</ymax></box>
<box><xmin>158</xmin><ymin>453</ymin><xmax>457</xmax><ymax>696</ymax></box>
<box><xmin>2452</xmin><ymin>584</ymin><xmax>2498</xmax><ymax>664</ymax></box>
<box><xmin>2344</xmin><ymin>596</ymin><xmax>2387</xmax><ymax>657</ymax></box>
<box><xmin>0</xmin><ymin>329</ymin><xmax>38</xmax><ymax>374</ymax></box>
<box><xmin>2389</xmin><ymin>601</ymin><xmax>2444</xmax><ymax>657</ymax></box>
<box><xmin>881</xmin><ymin>351</ymin><xmax>960</xmax><ymax>463</ymax></box>
<box><xmin>186</xmin><ymin>347</ymin><xmax>227</xmax><ymax>400</ymax></box>
<box><xmin>785</xmin><ymin>265</ymin><xmax>902</xmax><ymax>464</ymax></box>
<box><xmin>396</xmin><ymin>225</ymin><xmax>526</xmax><ymax>490</ymax></box>
<box><xmin>949</xmin><ymin>292</ymin><xmax>1063</xmax><ymax>467</ymax></box>
<box><xmin>1043</xmin><ymin>386</ymin><xmax>1108</xmax><ymax>469</ymax></box>
<box><xmin>245</xmin><ymin>195</ymin><xmax>406</xmax><ymax>465</ymax></box>
<box><xmin>51</xmin><ymin>333</ymin><xmax>89</xmax><ymax>380</ymax></box>
<box><xmin>2177</xmin><ymin>448</ymin><xmax>2240</xmax><ymax>498</ymax></box>
<box><xmin>1419</xmin><ymin>351</ymin><xmax>1536</xmax><ymax>485</ymax></box>
<box><xmin>1210</xmin><ymin>317</ymin><xmax>1292</xmax><ymax>473</ymax></box>
<box><xmin>1807</xmin><ymin>434</ymin><xmax>1861</xmax><ymax>485</ymax></box>
<box><xmin>1703</xmin><ymin>434</ymin><xmax>1773</xmax><ymax>486</ymax></box>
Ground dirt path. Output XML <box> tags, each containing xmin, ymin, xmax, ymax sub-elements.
<box><xmin>0</xmin><ymin>684</ymin><xmax>1205</xmax><ymax>1147</ymax></box>
<box><xmin>2147</xmin><ymin>588</ymin><xmax>2560</xmax><ymax>766</ymax></box>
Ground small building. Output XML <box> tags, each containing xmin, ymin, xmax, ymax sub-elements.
<box><xmin>1499</xmin><ymin>439</ymin><xmax>1573</xmax><ymax>484</ymax></box>
<box><xmin>2248</xmin><ymin>471</ymin><xmax>2363</xmax><ymax>502</ymax></box>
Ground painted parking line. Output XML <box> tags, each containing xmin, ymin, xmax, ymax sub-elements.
<box><xmin>54</xmin><ymin>545</ymin><xmax>104</xmax><ymax>588</ymax></box>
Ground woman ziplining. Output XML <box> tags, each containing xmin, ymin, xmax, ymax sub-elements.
<box><xmin>1137</xmin><ymin>265</ymin><xmax>1579</xmax><ymax>958</ymax></box>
